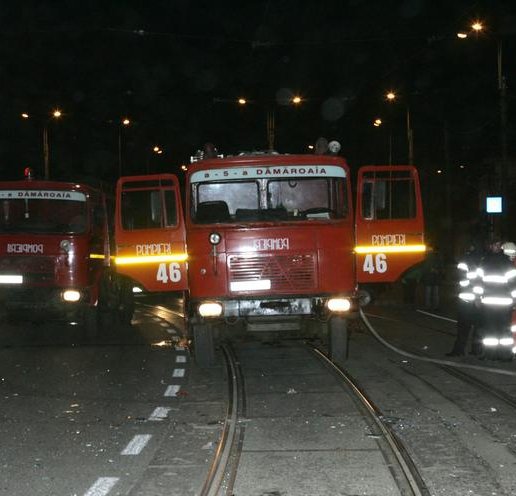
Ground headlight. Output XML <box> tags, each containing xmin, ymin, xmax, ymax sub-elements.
<box><xmin>209</xmin><ymin>232</ymin><xmax>221</xmax><ymax>245</ymax></box>
<box><xmin>327</xmin><ymin>298</ymin><xmax>351</xmax><ymax>312</ymax></box>
<box><xmin>482</xmin><ymin>337</ymin><xmax>499</xmax><ymax>347</ymax></box>
<box><xmin>198</xmin><ymin>302</ymin><xmax>223</xmax><ymax>317</ymax></box>
<box><xmin>62</xmin><ymin>289</ymin><xmax>81</xmax><ymax>302</ymax></box>
<box><xmin>499</xmin><ymin>337</ymin><xmax>514</xmax><ymax>346</ymax></box>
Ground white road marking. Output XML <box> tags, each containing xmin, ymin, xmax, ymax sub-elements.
<box><xmin>84</xmin><ymin>477</ymin><xmax>119</xmax><ymax>496</ymax></box>
<box><xmin>121</xmin><ymin>434</ymin><xmax>152</xmax><ymax>455</ymax></box>
<box><xmin>173</xmin><ymin>368</ymin><xmax>185</xmax><ymax>378</ymax></box>
<box><xmin>160</xmin><ymin>322</ymin><xmax>169</xmax><ymax>327</ymax></box>
<box><xmin>176</xmin><ymin>355</ymin><xmax>187</xmax><ymax>363</ymax></box>
<box><xmin>164</xmin><ymin>385</ymin><xmax>181</xmax><ymax>397</ymax></box>
<box><xmin>166</xmin><ymin>328</ymin><xmax>177</xmax><ymax>334</ymax></box>
<box><xmin>148</xmin><ymin>406</ymin><xmax>172</xmax><ymax>421</ymax></box>
<box><xmin>416</xmin><ymin>309</ymin><xmax>457</xmax><ymax>323</ymax></box>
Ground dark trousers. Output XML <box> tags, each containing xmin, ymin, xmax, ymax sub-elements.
<box><xmin>451</xmin><ymin>302</ymin><xmax>478</xmax><ymax>354</ymax></box>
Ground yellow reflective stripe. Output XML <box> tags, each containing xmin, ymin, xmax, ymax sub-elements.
<box><xmin>89</xmin><ymin>253</ymin><xmax>105</xmax><ymax>259</ymax></box>
<box><xmin>115</xmin><ymin>253</ymin><xmax>188</xmax><ymax>265</ymax></box>
<box><xmin>354</xmin><ymin>244</ymin><xmax>426</xmax><ymax>254</ymax></box>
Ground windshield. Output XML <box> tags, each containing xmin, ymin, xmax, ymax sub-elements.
<box><xmin>191</xmin><ymin>166</ymin><xmax>348</xmax><ymax>224</ymax></box>
<box><xmin>0</xmin><ymin>190</ymin><xmax>88</xmax><ymax>234</ymax></box>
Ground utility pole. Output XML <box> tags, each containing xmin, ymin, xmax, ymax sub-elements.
<box><xmin>406</xmin><ymin>106</ymin><xmax>414</xmax><ymax>165</ymax></box>
<box><xmin>43</xmin><ymin>125</ymin><xmax>50</xmax><ymax>180</ymax></box>
<box><xmin>498</xmin><ymin>40</ymin><xmax>508</xmax><ymax>194</ymax></box>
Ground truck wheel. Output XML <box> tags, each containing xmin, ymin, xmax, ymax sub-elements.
<box><xmin>498</xmin><ymin>347</ymin><xmax>514</xmax><ymax>362</ymax></box>
<box><xmin>191</xmin><ymin>322</ymin><xmax>215</xmax><ymax>368</ymax></box>
<box><xmin>84</xmin><ymin>308</ymin><xmax>99</xmax><ymax>340</ymax></box>
<box><xmin>329</xmin><ymin>315</ymin><xmax>348</xmax><ymax>365</ymax></box>
<box><xmin>118</xmin><ymin>281</ymin><xmax>134</xmax><ymax>326</ymax></box>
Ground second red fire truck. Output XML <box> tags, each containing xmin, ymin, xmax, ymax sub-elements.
<box><xmin>115</xmin><ymin>143</ymin><xmax>425</xmax><ymax>366</ymax></box>
<box><xmin>0</xmin><ymin>169</ymin><xmax>134</xmax><ymax>336</ymax></box>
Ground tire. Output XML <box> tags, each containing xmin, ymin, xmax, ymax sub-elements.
<box><xmin>191</xmin><ymin>322</ymin><xmax>215</xmax><ymax>368</ymax></box>
<box><xmin>84</xmin><ymin>307</ymin><xmax>99</xmax><ymax>340</ymax></box>
<box><xmin>118</xmin><ymin>280</ymin><xmax>134</xmax><ymax>326</ymax></box>
<box><xmin>329</xmin><ymin>315</ymin><xmax>348</xmax><ymax>365</ymax></box>
<box><xmin>497</xmin><ymin>347</ymin><xmax>514</xmax><ymax>362</ymax></box>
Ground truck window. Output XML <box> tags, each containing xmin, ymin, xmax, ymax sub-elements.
<box><xmin>121</xmin><ymin>189</ymin><xmax>178</xmax><ymax>230</ymax></box>
<box><xmin>0</xmin><ymin>190</ymin><xmax>87</xmax><ymax>234</ymax></box>
<box><xmin>361</xmin><ymin>171</ymin><xmax>416</xmax><ymax>220</ymax></box>
<box><xmin>268</xmin><ymin>177</ymin><xmax>347</xmax><ymax>219</ymax></box>
<box><xmin>191</xmin><ymin>177</ymin><xmax>347</xmax><ymax>223</ymax></box>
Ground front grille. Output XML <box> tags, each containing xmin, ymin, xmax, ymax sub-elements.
<box><xmin>228</xmin><ymin>253</ymin><xmax>317</xmax><ymax>292</ymax></box>
<box><xmin>0</xmin><ymin>256</ymin><xmax>56</xmax><ymax>284</ymax></box>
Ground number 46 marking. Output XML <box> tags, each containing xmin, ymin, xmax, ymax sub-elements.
<box><xmin>157</xmin><ymin>262</ymin><xmax>182</xmax><ymax>283</ymax></box>
<box><xmin>363</xmin><ymin>254</ymin><xmax>388</xmax><ymax>274</ymax></box>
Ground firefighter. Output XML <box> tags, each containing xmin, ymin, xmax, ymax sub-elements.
<box><xmin>446</xmin><ymin>241</ymin><xmax>484</xmax><ymax>356</ymax></box>
<box><xmin>476</xmin><ymin>239</ymin><xmax>516</xmax><ymax>360</ymax></box>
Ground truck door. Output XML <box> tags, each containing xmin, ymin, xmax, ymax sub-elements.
<box><xmin>355</xmin><ymin>165</ymin><xmax>425</xmax><ymax>283</ymax></box>
<box><xmin>114</xmin><ymin>174</ymin><xmax>188</xmax><ymax>292</ymax></box>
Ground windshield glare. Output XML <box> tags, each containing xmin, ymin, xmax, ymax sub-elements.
<box><xmin>192</xmin><ymin>177</ymin><xmax>347</xmax><ymax>223</ymax></box>
<box><xmin>0</xmin><ymin>194</ymin><xmax>88</xmax><ymax>234</ymax></box>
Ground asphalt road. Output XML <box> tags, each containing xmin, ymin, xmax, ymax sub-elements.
<box><xmin>2</xmin><ymin>298</ymin><xmax>516</xmax><ymax>496</ymax></box>
<box><xmin>0</xmin><ymin>300</ymin><xmax>225</xmax><ymax>496</ymax></box>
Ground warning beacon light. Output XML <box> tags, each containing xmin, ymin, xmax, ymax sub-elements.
<box><xmin>24</xmin><ymin>167</ymin><xmax>34</xmax><ymax>180</ymax></box>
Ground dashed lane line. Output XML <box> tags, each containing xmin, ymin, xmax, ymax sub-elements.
<box><xmin>121</xmin><ymin>434</ymin><xmax>152</xmax><ymax>455</ymax></box>
<box><xmin>83</xmin><ymin>477</ymin><xmax>119</xmax><ymax>496</ymax></box>
<box><xmin>164</xmin><ymin>384</ymin><xmax>181</xmax><ymax>397</ymax></box>
<box><xmin>148</xmin><ymin>406</ymin><xmax>172</xmax><ymax>421</ymax></box>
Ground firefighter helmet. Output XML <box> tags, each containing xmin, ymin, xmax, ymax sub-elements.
<box><xmin>502</xmin><ymin>241</ymin><xmax>516</xmax><ymax>260</ymax></box>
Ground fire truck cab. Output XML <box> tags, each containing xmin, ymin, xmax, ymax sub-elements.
<box><xmin>115</xmin><ymin>146</ymin><xmax>425</xmax><ymax>367</ymax></box>
<box><xmin>0</xmin><ymin>172</ymin><xmax>134</xmax><ymax>336</ymax></box>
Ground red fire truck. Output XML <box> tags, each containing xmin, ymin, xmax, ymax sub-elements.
<box><xmin>0</xmin><ymin>170</ymin><xmax>134</xmax><ymax>336</ymax></box>
<box><xmin>115</xmin><ymin>145</ymin><xmax>425</xmax><ymax>366</ymax></box>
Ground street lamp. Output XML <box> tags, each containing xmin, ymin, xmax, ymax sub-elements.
<box><xmin>385</xmin><ymin>91</ymin><xmax>414</xmax><ymax>164</ymax></box>
<box><xmin>23</xmin><ymin>109</ymin><xmax>63</xmax><ymax>180</ymax></box>
<box><xmin>118</xmin><ymin>118</ymin><xmax>131</xmax><ymax>177</ymax></box>
<box><xmin>458</xmin><ymin>21</ymin><xmax>507</xmax><ymax>193</ymax></box>
<box><xmin>43</xmin><ymin>109</ymin><xmax>63</xmax><ymax>179</ymax></box>
<box><xmin>146</xmin><ymin>145</ymin><xmax>163</xmax><ymax>173</ymax></box>
<box><xmin>267</xmin><ymin>95</ymin><xmax>303</xmax><ymax>150</ymax></box>
<box><xmin>372</xmin><ymin>117</ymin><xmax>394</xmax><ymax>164</ymax></box>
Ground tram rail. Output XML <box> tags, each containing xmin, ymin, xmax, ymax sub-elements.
<box><xmin>198</xmin><ymin>338</ymin><xmax>430</xmax><ymax>496</ymax></box>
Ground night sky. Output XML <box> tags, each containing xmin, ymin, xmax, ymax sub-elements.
<box><xmin>0</xmin><ymin>1</ymin><xmax>515</xmax><ymax>244</ymax></box>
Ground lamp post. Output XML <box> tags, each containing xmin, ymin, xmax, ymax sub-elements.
<box><xmin>385</xmin><ymin>91</ymin><xmax>414</xmax><ymax>165</ymax></box>
<box><xmin>222</xmin><ymin>95</ymin><xmax>303</xmax><ymax>151</ymax></box>
<box><xmin>118</xmin><ymin>118</ymin><xmax>131</xmax><ymax>177</ymax></box>
<box><xmin>22</xmin><ymin>109</ymin><xmax>62</xmax><ymax>180</ymax></box>
<box><xmin>372</xmin><ymin>117</ymin><xmax>393</xmax><ymax>164</ymax></box>
<box><xmin>458</xmin><ymin>21</ymin><xmax>507</xmax><ymax>192</ymax></box>
<box><xmin>146</xmin><ymin>145</ymin><xmax>163</xmax><ymax>173</ymax></box>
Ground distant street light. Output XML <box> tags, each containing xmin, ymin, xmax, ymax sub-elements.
<box><xmin>458</xmin><ymin>21</ymin><xmax>507</xmax><ymax>193</ymax></box>
<box><xmin>218</xmin><ymin>94</ymin><xmax>305</xmax><ymax>150</ymax></box>
<box><xmin>118</xmin><ymin>118</ymin><xmax>131</xmax><ymax>177</ymax></box>
<box><xmin>22</xmin><ymin>109</ymin><xmax>62</xmax><ymax>180</ymax></box>
<box><xmin>146</xmin><ymin>144</ymin><xmax>163</xmax><ymax>173</ymax></box>
<box><xmin>385</xmin><ymin>91</ymin><xmax>414</xmax><ymax>164</ymax></box>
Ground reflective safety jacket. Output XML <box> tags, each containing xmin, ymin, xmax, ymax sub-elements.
<box><xmin>477</xmin><ymin>252</ymin><xmax>516</xmax><ymax>308</ymax></box>
<box><xmin>457</xmin><ymin>249</ymin><xmax>483</xmax><ymax>303</ymax></box>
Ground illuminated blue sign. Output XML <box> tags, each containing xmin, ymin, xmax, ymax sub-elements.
<box><xmin>486</xmin><ymin>196</ymin><xmax>503</xmax><ymax>214</ymax></box>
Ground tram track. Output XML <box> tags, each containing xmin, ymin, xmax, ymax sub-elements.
<box><xmin>200</xmin><ymin>338</ymin><xmax>430</xmax><ymax>496</ymax></box>
<box><xmin>362</xmin><ymin>308</ymin><xmax>516</xmax><ymax>410</ymax></box>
